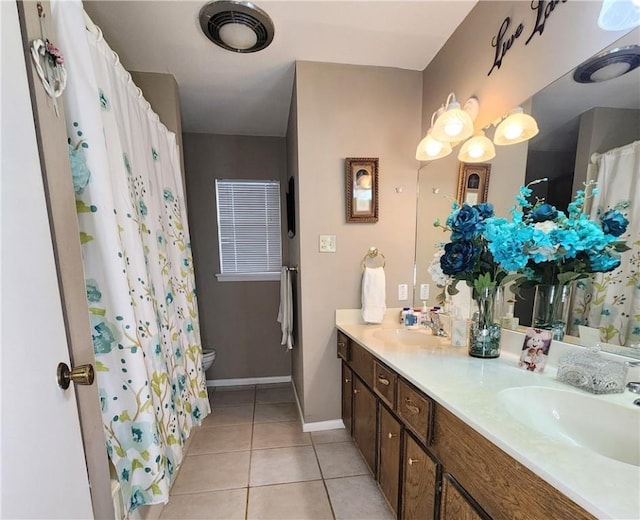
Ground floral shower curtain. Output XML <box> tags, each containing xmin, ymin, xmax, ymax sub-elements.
<box><xmin>571</xmin><ymin>140</ymin><xmax>640</xmax><ymax>347</ymax></box>
<box><xmin>53</xmin><ymin>0</ymin><xmax>210</xmax><ymax>512</ymax></box>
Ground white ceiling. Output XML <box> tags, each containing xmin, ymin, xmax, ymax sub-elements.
<box><xmin>83</xmin><ymin>0</ymin><xmax>477</xmax><ymax>137</ymax></box>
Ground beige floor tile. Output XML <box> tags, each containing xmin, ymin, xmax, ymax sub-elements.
<box><xmin>315</xmin><ymin>441</ymin><xmax>369</xmax><ymax>479</ymax></box>
<box><xmin>325</xmin><ymin>475</ymin><xmax>394</xmax><ymax>520</ymax></box>
<box><xmin>250</xmin><ymin>445</ymin><xmax>321</xmax><ymax>486</ymax></box>
<box><xmin>255</xmin><ymin>385</ymin><xmax>295</xmax><ymax>404</ymax></box>
<box><xmin>188</xmin><ymin>424</ymin><xmax>252</xmax><ymax>455</ymax></box>
<box><xmin>210</xmin><ymin>388</ymin><xmax>255</xmax><ymax>407</ymax></box>
<box><xmin>247</xmin><ymin>481</ymin><xmax>333</xmax><ymax>520</ymax></box>
<box><xmin>160</xmin><ymin>488</ymin><xmax>247</xmax><ymax>519</ymax></box>
<box><xmin>254</xmin><ymin>402</ymin><xmax>299</xmax><ymax>423</ymax></box>
<box><xmin>252</xmin><ymin>421</ymin><xmax>310</xmax><ymax>449</ymax></box>
<box><xmin>201</xmin><ymin>404</ymin><xmax>254</xmax><ymax>428</ymax></box>
<box><xmin>311</xmin><ymin>428</ymin><xmax>351</xmax><ymax>445</ymax></box>
<box><xmin>171</xmin><ymin>452</ymin><xmax>250</xmax><ymax>494</ymax></box>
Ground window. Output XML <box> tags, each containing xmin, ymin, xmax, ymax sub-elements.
<box><xmin>215</xmin><ymin>179</ymin><xmax>282</xmax><ymax>281</ymax></box>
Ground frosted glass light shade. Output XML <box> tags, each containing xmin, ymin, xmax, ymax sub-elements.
<box><xmin>431</xmin><ymin>104</ymin><xmax>474</xmax><ymax>142</ymax></box>
<box><xmin>219</xmin><ymin>23</ymin><xmax>258</xmax><ymax>50</ymax></box>
<box><xmin>458</xmin><ymin>132</ymin><xmax>496</xmax><ymax>163</ymax></box>
<box><xmin>494</xmin><ymin>108</ymin><xmax>539</xmax><ymax>145</ymax></box>
<box><xmin>416</xmin><ymin>132</ymin><xmax>452</xmax><ymax>161</ymax></box>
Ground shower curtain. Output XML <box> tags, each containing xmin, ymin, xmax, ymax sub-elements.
<box><xmin>571</xmin><ymin>140</ymin><xmax>640</xmax><ymax>347</ymax></box>
<box><xmin>53</xmin><ymin>1</ymin><xmax>210</xmax><ymax>512</ymax></box>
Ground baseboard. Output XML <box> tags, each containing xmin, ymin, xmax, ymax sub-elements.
<box><xmin>302</xmin><ymin>419</ymin><xmax>345</xmax><ymax>433</ymax></box>
<box><xmin>291</xmin><ymin>380</ymin><xmax>345</xmax><ymax>432</ymax></box>
<box><xmin>206</xmin><ymin>375</ymin><xmax>292</xmax><ymax>387</ymax></box>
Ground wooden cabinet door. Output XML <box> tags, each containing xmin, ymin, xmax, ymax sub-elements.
<box><xmin>378</xmin><ymin>405</ymin><xmax>402</xmax><ymax>515</ymax></box>
<box><xmin>342</xmin><ymin>363</ymin><xmax>353</xmax><ymax>435</ymax></box>
<box><xmin>402</xmin><ymin>433</ymin><xmax>438</xmax><ymax>520</ymax></box>
<box><xmin>353</xmin><ymin>376</ymin><xmax>377</xmax><ymax>474</ymax></box>
<box><xmin>440</xmin><ymin>474</ymin><xmax>489</xmax><ymax>520</ymax></box>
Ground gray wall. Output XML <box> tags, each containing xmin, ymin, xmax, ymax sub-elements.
<box><xmin>292</xmin><ymin>62</ymin><xmax>423</xmax><ymax>423</ymax></box>
<box><xmin>183</xmin><ymin>133</ymin><xmax>291</xmax><ymax>380</ymax></box>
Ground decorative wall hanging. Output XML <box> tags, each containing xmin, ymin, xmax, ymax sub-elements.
<box><xmin>30</xmin><ymin>3</ymin><xmax>67</xmax><ymax>116</ymax></box>
<box><xmin>456</xmin><ymin>163</ymin><xmax>491</xmax><ymax>205</ymax></box>
<box><xmin>345</xmin><ymin>157</ymin><xmax>379</xmax><ymax>223</ymax></box>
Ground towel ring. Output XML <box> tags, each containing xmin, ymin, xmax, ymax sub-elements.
<box><xmin>362</xmin><ymin>247</ymin><xmax>386</xmax><ymax>269</ymax></box>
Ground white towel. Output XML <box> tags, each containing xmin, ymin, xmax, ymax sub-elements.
<box><xmin>362</xmin><ymin>266</ymin><xmax>386</xmax><ymax>324</ymax></box>
<box><xmin>277</xmin><ymin>267</ymin><xmax>293</xmax><ymax>349</ymax></box>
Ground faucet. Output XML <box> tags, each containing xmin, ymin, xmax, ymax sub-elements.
<box><xmin>428</xmin><ymin>310</ymin><xmax>447</xmax><ymax>337</ymax></box>
<box><xmin>626</xmin><ymin>361</ymin><xmax>640</xmax><ymax>394</ymax></box>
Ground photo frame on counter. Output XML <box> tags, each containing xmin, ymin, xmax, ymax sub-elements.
<box><xmin>456</xmin><ymin>163</ymin><xmax>491</xmax><ymax>206</ymax></box>
<box><xmin>345</xmin><ymin>157</ymin><xmax>379</xmax><ymax>223</ymax></box>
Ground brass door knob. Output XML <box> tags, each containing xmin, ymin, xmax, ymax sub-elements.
<box><xmin>57</xmin><ymin>362</ymin><xmax>95</xmax><ymax>389</ymax></box>
<box><xmin>387</xmin><ymin>432</ymin><xmax>398</xmax><ymax>439</ymax></box>
<box><xmin>408</xmin><ymin>458</ymin><xmax>419</xmax><ymax>466</ymax></box>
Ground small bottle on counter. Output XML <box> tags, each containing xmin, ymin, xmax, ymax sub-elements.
<box><xmin>501</xmin><ymin>302</ymin><xmax>519</xmax><ymax>330</ymax></box>
<box><xmin>400</xmin><ymin>307</ymin><xmax>411</xmax><ymax>325</ymax></box>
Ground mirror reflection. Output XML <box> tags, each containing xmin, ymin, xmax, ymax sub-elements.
<box><xmin>415</xmin><ymin>28</ymin><xmax>640</xmax><ymax>358</ymax></box>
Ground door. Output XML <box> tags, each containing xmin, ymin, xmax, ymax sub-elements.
<box><xmin>402</xmin><ymin>433</ymin><xmax>439</xmax><ymax>520</ymax></box>
<box><xmin>352</xmin><ymin>376</ymin><xmax>377</xmax><ymax>474</ymax></box>
<box><xmin>342</xmin><ymin>363</ymin><xmax>353</xmax><ymax>434</ymax></box>
<box><xmin>378</xmin><ymin>405</ymin><xmax>402</xmax><ymax>515</ymax></box>
<box><xmin>440</xmin><ymin>474</ymin><xmax>489</xmax><ymax>520</ymax></box>
<box><xmin>1</xmin><ymin>2</ymin><xmax>107</xmax><ymax>517</ymax></box>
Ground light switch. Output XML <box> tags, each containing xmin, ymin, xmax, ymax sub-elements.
<box><xmin>398</xmin><ymin>284</ymin><xmax>408</xmax><ymax>301</ymax></box>
<box><xmin>420</xmin><ymin>284</ymin><xmax>430</xmax><ymax>301</ymax></box>
<box><xmin>319</xmin><ymin>235</ymin><xmax>336</xmax><ymax>253</ymax></box>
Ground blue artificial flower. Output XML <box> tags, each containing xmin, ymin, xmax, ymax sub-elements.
<box><xmin>448</xmin><ymin>205</ymin><xmax>481</xmax><ymax>240</ymax></box>
<box><xmin>440</xmin><ymin>240</ymin><xmax>478</xmax><ymax>275</ymax></box>
<box><xmin>473</xmin><ymin>203</ymin><xmax>494</xmax><ymax>219</ymax></box>
<box><xmin>600</xmin><ymin>210</ymin><xmax>628</xmax><ymax>237</ymax></box>
<box><xmin>530</xmin><ymin>203</ymin><xmax>558</xmax><ymax>223</ymax></box>
<box><xmin>588</xmin><ymin>252</ymin><xmax>621</xmax><ymax>273</ymax></box>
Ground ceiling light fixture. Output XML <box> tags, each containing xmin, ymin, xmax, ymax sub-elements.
<box><xmin>199</xmin><ymin>0</ymin><xmax>275</xmax><ymax>53</ymax></box>
<box><xmin>573</xmin><ymin>44</ymin><xmax>640</xmax><ymax>83</ymax></box>
<box><xmin>416</xmin><ymin>110</ymin><xmax>453</xmax><ymax>161</ymax></box>
<box><xmin>458</xmin><ymin>131</ymin><xmax>496</xmax><ymax>163</ymax></box>
<box><xmin>430</xmin><ymin>93</ymin><xmax>478</xmax><ymax>143</ymax></box>
<box><xmin>493</xmin><ymin>107</ymin><xmax>539</xmax><ymax>146</ymax></box>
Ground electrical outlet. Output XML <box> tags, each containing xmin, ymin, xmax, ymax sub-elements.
<box><xmin>398</xmin><ymin>284</ymin><xmax>408</xmax><ymax>301</ymax></box>
<box><xmin>319</xmin><ymin>235</ymin><xmax>336</xmax><ymax>253</ymax></box>
<box><xmin>420</xmin><ymin>283</ymin><xmax>430</xmax><ymax>301</ymax></box>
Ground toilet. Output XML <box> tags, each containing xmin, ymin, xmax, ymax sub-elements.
<box><xmin>202</xmin><ymin>348</ymin><xmax>216</xmax><ymax>372</ymax></box>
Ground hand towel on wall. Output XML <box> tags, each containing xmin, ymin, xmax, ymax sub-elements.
<box><xmin>362</xmin><ymin>266</ymin><xmax>386</xmax><ymax>324</ymax></box>
<box><xmin>277</xmin><ymin>266</ymin><xmax>293</xmax><ymax>349</ymax></box>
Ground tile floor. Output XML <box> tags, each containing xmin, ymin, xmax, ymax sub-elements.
<box><xmin>159</xmin><ymin>383</ymin><xmax>394</xmax><ymax>520</ymax></box>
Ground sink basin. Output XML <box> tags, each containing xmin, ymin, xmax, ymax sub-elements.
<box><xmin>498</xmin><ymin>386</ymin><xmax>640</xmax><ymax>466</ymax></box>
<box><xmin>373</xmin><ymin>329</ymin><xmax>446</xmax><ymax>346</ymax></box>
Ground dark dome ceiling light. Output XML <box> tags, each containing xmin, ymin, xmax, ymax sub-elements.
<box><xmin>573</xmin><ymin>44</ymin><xmax>640</xmax><ymax>83</ymax></box>
<box><xmin>199</xmin><ymin>0</ymin><xmax>275</xmax><ymax>53</ymax></box>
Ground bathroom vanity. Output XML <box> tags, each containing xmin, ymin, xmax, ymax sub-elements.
<box><xmin>336</xmin><ymin>310</ymin><xmax>640</xmax><ymax>520</ymax></box>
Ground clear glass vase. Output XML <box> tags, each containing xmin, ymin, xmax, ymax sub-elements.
<box><xmin>532</xmin><ymin>284</ymin><xmax>573</xmax><ymax>340</ymax></box>
<box><xmin>468</xmin><ymin>286</ymin><xmax>501</xmax><ymax>358</ymax></box>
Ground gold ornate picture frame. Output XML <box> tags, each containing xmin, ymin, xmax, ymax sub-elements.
<box><xmin>456</xmin><ymin>163</ymin><xmax>491</xmax><ymax>206</ymax></box>
<box><xmin>345</xmin><ymin>157</ymin><xmax>379</xmax><ymax>223</ymax></box>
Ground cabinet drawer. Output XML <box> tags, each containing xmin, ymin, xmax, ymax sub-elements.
<box><xmin>337</xmin><ymin>331</ymin><xmax>350</xmax><ymax>361</ymax></box>
<box><xmin>398</xmin><ymin>379</ymin><xmax>432</xmax><ymax>444</ymax></box>
<box><xmin>350</xmin><ymin>342</ymin><xmax>374</xmax><ymax>388</ymax></box>
<box><xmin>374</xmin><ymin>361</ymin><xmax>397</xmax><ymax>410</ymax></box>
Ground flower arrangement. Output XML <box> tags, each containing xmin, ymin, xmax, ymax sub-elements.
<box><xmin>435</xmin><ymin>202</ymin><xmax>509</xmax><ymax>297</ymax></box>
<box><xmin>483</xmin><ymin>179</ymin><xmax>630</xmax><ymax>292</ymax></box>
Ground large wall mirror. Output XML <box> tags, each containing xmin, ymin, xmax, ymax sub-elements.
<box><xmin>415</xmin><ymin>27</ymin><xmax>640</xmax><ymax>358</ymax></box>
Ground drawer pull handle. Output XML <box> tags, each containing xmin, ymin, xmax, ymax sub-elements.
<box><xmin>404</xmin><ymin>399</ymin><xmax>420</xmax><ymax>415</ymax></box>
<box><xmin>408</xmin><ymin>458</ymin><xmax>419</xmax><ymax>466</ymax></box>
<box><xmin>345</xmin><ymin>378</ymin><xmax>351</xmax><ymax>383</ymax></box>
<box><xmin>377</xmin><ymin>376</ymin><xmax>390</xmax><ymax>386</ymax></box>
<box><xmin>353</xmin><ymin>389</ymin><xmax>360</xmax><ymax>394</ymax></box>
<box><xmin>387</xmin><ymin>432</ymin><xmax>397</xmax><ymax>439</ymax></box>
<box><xmin>338</xmin><ymin>342</ymin><xmax>346</xmax><ymax>348</ymax></box>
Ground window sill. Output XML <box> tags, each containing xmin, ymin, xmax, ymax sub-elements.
<box><xmin>215</xmin><ymin>273</ymin><xmax>281</xmax><ymax>282</ymax></box>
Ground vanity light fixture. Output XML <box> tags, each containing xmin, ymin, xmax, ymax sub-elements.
<box><xmin>458</xmin><ymin>130</ymin><xmax>496</xmax><ymax>163</ymax></box>
<box><xmin>199</xmin><ymin>0</ymin><xmax>275</xmax><ymax>53</ymax></box>
<box><xmin>493</xmin><ymin>107</ymin><xmax>539</xmax><ymax>146</ymax></box>
<box><xmin>415</xmin><ymin>110</ymin><xmax>453</xmax><ymax>161</ymax></box>
<box><xmin>430</xmin><ymin>93</ymin><xmax>478</xmax><ymax>143</ymax></box>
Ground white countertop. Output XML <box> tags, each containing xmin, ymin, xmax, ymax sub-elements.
<box><xmin>336</xmin><ymin>309</ymin><xmax>640</xmax><ymax>520</ymax></box>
